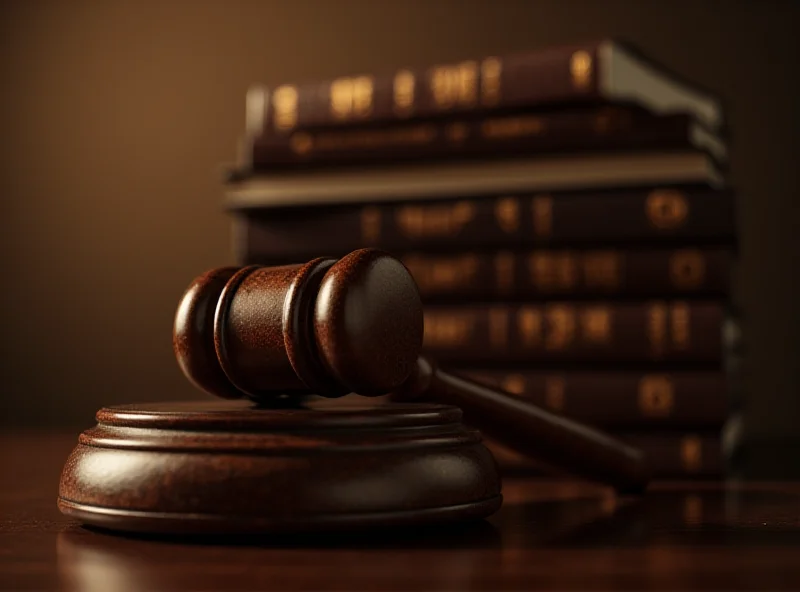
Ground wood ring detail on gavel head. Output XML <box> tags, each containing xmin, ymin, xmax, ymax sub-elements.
<box><xmin>173</xmin><ymin>249</ymin><xmax>424</xmax><ymax>400</ymax></box>
<box><xmin>174</xmin><ymin>249</ymin><xmax>651</xmax><ymax>493</ymax></box>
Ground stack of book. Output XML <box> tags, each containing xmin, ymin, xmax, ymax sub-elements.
<box><xmin>225</xmin><ymin>40</ymin><xmax>738</xmax><ymax>478</ymax></box>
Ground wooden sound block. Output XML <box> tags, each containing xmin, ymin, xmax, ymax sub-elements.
<box><xmin>58</xmin><ymin>400</ymin><xmax>502</xmax><ymax>535</ymax></box>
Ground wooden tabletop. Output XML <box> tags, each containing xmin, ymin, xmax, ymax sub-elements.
<box><xmin>3</xmin><ymin>430</ymin><xmax>800</xmax><ymax>591</ymax></box>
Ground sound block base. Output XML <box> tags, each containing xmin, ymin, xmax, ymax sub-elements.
<box><xmin>58</xmin><ymin>400</ymin><xmax>502</xmax><ymax>534</ymax></box>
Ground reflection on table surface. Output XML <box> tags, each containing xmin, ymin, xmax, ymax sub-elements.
<box><xmin>4</xmin><ymin>432</ymin><xmax>800</xmax><ymax>591</ymax></box>
<box><xmin>55</xmin><ymin>481</ymin><xmax>800</xmax><ymax>591</ymax></box>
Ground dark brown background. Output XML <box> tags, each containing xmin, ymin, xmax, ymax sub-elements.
<box><xmin>1</xmin><ymin>0</ymin><xmax>798</xmax><ymax>448</ymax></box>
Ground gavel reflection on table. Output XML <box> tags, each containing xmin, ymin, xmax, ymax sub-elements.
<box><xmin>58</xmin><ymin>248</ymin><xmax>649</xmax><ymax>535</ymax></box>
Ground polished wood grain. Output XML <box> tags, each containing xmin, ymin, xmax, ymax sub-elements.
<box><xmin>4</xmin><ymin>430</ymin><xmax>800</xmax><ymax>591</ymax></box>
<box><xmin>174</xmin><ymin>250</ymin><xmax>647</xmax><ymax>492</ymax></box>
<box><xmin>57</xmin><ymin>401</ymin><xmax>502</xmax><ymax>534</ymax></box>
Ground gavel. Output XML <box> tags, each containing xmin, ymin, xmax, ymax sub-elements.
<box><xmin>174</xmin><ymin>248</ymin><xmax>650</xmax><ymax>494</ymax></box>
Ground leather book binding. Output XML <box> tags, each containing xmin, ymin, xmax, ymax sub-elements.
<box><xmin>245</xmin><ymin>40</ymin><xmax>722</xmax><ymax>135</ymax></box>
<box><xmin>247</xmin><ymin>107</ymin><xmax>725</xmax><ymax>170</ymax></box>
<box><xmin>399</xmin><ymin>248</ymin><xmax>732</xmax><ymax>300</ymax></box>
<box><xmin>421</xmin><ymin>301</ymin><xmax>729</xmax><ymax>363</ymax></box>
<box><xmin>233</xmin><ymin>188</ymin><xmax>737</xmax><ymax>260</ymax></box>
<box><xmin>457</xmin><ymin>370</ymin><xmax>729</xmax><ymax>429</ymax></box>
<box><xmin>490</xmin><ymin>432</ymin><xmax>723</xmax><ymax>477</ymax></box>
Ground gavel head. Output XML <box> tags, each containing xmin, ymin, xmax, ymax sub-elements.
<box><xmin>173</xmin><ymin>249</ymin><xmax>424</xmax><ymax>400</ymax></box>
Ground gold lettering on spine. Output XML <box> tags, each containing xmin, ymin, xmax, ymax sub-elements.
<box><xmin>495</xmin><ymin>197</ymin><xmax>520</xmax><ymax>233</ymax></box>
<box><xmin>529</xmin><ymin>252</ymin><xmax>577</xmax><ymax>292</ymax></box>
<box><xmin>544</xmin><ymin>376</ymin><xmax>566</xmax><ymax>411</ymax></box>
<box><xmin>581</xmin><ymin>306</ymin><xmax>612</xmax><ymax>345</ymax></box>
<box><xmin>582</xmin><ymin>251</ymin><xmax>621</xmax><ymax>290</ymax></box>
<box><xmin>430</xmin><ymin>62</ymin><xmax>478</xmax><ymax>110</ymax></box>
<box><xmin>681</xmin><ymin>436</ymin><xmax>703</xmax><ymax>473</ymax></box>
<box><xmin>501</xmin><ymin>374</ymin><xmax>525</xmax><ymax>395</ymax></box>
<box><xmin>638</xmin><ymin>375</ymin><xmax>674</xmax><ymax>417</ymax></box>
<box><xmin>423</xmin><ymin>311</ymin><xmax>475</xmax><ymax>348</ymax></box>
<box><xmin>647</xmin><ymin>302</ymin><xmax>668</xmax><ymax>358</ymax></box>
<box><xmin>570</xmin><ymin>50</ymin><xmax>593</xmax><ymax>90</ymax></box>
<box><xmin>670</xmin><ymin>250</ymin><xmax>706</xmax><ymax>289</ymax></box>
<box><xmin>671</xmin><ymin>302</ymin><xmax>691</xmax><ymax>350</ymax></box>
<box><xmin>352</xmin><ymin>77</ymin><xmax>373</xmax><ymax>115</ymax></box>
<box><xmin>532</xmin><ymin>195</ymin><xmax>553</xmax><ymax>237</ymax></box>
<box><xmin>330</xmin><ymin>76</ymin><xmax>374</xmax><ymax>120</ymax></box>
<box><xmin>395</xmin><ymin>201</ymin><xmax>475</xmax><ymax>239</ymax></box>
<box><xmin>402</xmin><ymin>254</ymin><xmax>479</xmax><ymax>294</ymax></box>
<box><xmin>494</xmin><ymin>252</ymin><xmax>515</xmax><ymax>294</ymax></box>
<box><xmin>430</xmin><ymin>67</ymin><xmax>456</xmax><ymax>109</ymax></box>
<box><xmin>488</xmin><ymin>308</ymin><xmax>509</xmax><ymax>349</ymax></box>
<box><xmin>481</xmin><ymin>57</ymin><xmax>502</xmax><ymax>106</ymax></box>
<box><xmin>528</xmin><ymin>253</ymin><xmax>547</xmax><ymax>290</ymax></box>
<box><xmin>646</xmin><ymin>190</ymin><xmax>689</xmax><ymax>230</ymax></box>
<box><xmin>330</xmin><ymin>78</ymin><xmax>351</xmax><ymax>119</ymax></box>
<box><xmin>393</xmin><ymin>70</ymin><xmax>415</xmax><ymax>115</ymax></box>
<box><xmin>545</xmin><ymin>305</ymin><xmax>576</xmax><ymax>351</ymax></box>
<box><xmin>273</xmin><ymin>85</ymin><xmax>298</xmax><ymax>130</ymax></box>
<box><xmin>361</xmin><ymin>207</ymin><xmax>381</xmax><ymax>244</ymax></box>
<box><xmin>458</xmin><ymin>61</ymin><xmax>478</xmax><ymax>106</ymax></box>
<box><xmin>556</xmin><ymin>253</ymin><xmax>578</xmax><ymax>290</ymax></box>
<box><xmin>518</xmin><ymin>308</ymin><xmax>542</xmax><ymax>347</ymax></box>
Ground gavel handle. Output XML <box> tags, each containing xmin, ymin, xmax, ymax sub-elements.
<box><xmin>394</xmin><ymin>358</ymin><xmax>650</xmax><ymax>494</ymax></box>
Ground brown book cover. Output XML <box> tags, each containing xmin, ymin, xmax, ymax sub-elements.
<box><xmin>456</xmin><ymin>370</ymin><xmax>729</xmax><ymax>429</ymax></box>
<box><xmin>422</xmin><ymin>301</ymin><xmax>728</xmax><ymax>363</ymax></box>
<box><xmin>489</xmin><ymin>433</ymin><xmax>723</xmax><ymax>478</ymax></box>
<box><xmin>400</xmin><ymin>248</ymin><xmax>732</xmax><ymax>300</ymax></box>
<box><xmin>246</xmin><ymin>40</ymin><xmax>722</xmax><ymax>135</ymax></box>
<box><xmin>233</xmin><ymin>187</ymin><xmax>736</xmax><ymax>261</ymax></box>
<box><xmin>248</xmin><ymin>107</ymin><xmax>725</xmax><ymax>170</ymax></box>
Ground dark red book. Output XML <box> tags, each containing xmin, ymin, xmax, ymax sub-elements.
<box><xmin>489</xmin><ymin>433</ymin><xmax>723</xmax><ymax>478</ymax></box>
<box><xmin>398</xmin><ymin>248</ymin><xmax>733</xmax><ymax>300</ymax></box>
<box><xmin>245</xmin><ymin>40</ymin><xmax>722</xmax><ymax>135</ymax></box>
<box><xmin>247</xmin><ymin>107</ymin><xmax>725</xmax><ymax>170</ymax></box>
<box><xmin>456</xmin><ymin>370</ymin><xmax>729</xmax><ymax>429</ymax></box>
<box><xmin>232</xmin><ymin>187</ymin><xmax>737</xmax><ymax>260</ymax></box>
<box><xmin>421</xmin><ymin>301</ymin><xmax>729</xmax><ymax>363</ymax></box>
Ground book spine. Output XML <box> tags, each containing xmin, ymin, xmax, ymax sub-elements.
<box><xmin>249</xmin><ymin>108</ymin><xmax>698</xmax><ymax>169</ymax></box>
<box><xmin>422</xmin><ymin>301</ymin><xmax>726</xmax><ymax>363</ymax></box>
<box><xmin>400</xmin><ymin>248</ymin><xmax>732</xmax><ymax>300</ymax></box>
<box><xmin>488</xmin><ymin>433</ymin><xmax>723</xmax><ymax>477</ymax></box>
<box><xmin>255</xmin><ymin>43</ymin><xmax>603</xmax><ymax>134</ymax></box>
<box><xmin>316</xmin><ymin>396</ymin><xmax>725</xmax><ymax>476</ymax></box>
<box><xmin>235</xmin><ymin>188</ymin><xmax>737</xmax><ymax>261</ymax></box>
<box><xmin>456</xmin><ymin>370</ymin><xmax>729</xmax><ymax>428</ymax></box>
